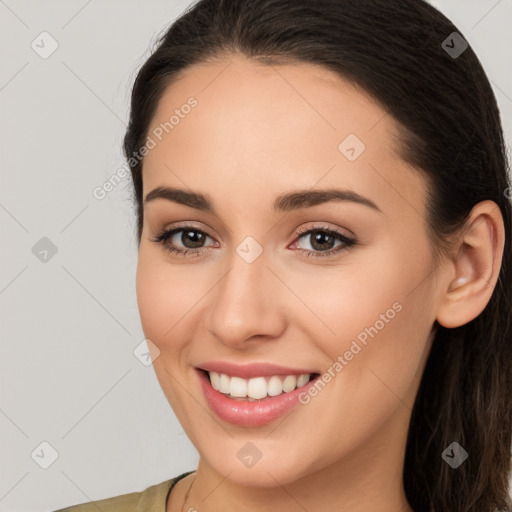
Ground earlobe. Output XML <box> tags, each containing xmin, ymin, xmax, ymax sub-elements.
<box><xmin>436</xmin><ymin>200</ymin><xmax>505</xmax><ymax>329</ymax></box>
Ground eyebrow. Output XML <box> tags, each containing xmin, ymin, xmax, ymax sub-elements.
<box><xmin>143</xmin><ymin>186</ymin><xmax>382</xmax><ymax>213</ymax></box>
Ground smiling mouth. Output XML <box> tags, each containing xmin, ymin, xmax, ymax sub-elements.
<box><xmin>200</xmin><ymin>369</ymin><xmax>321</xmax><ymax>401</ymax></box>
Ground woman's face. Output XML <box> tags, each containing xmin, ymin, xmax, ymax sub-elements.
<box><xmin>137</xmin><ymin>55</ymin><xmax>441</xmax><ymax>487</ymax></box>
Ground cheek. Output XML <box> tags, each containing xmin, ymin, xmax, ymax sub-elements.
<box><xmin>135</xmin><ymin>248</ymin><xmax>198</xmax><ymax>353</ymax></box>
<box><xmin>291</xmin><ymin>238</ymin><xmax>433</xmax><ymax>345</ymax></box>
<box><xmin>135</xmin><ymin>251</ymin><xmax>201</xmax><ymax>419</ymax></box>
<box><xmin>291</xmin><ymin>234</ymin><xmax>435</xmax><ymax>400</ymax></box>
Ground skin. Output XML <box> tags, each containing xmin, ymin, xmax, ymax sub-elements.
<box><xmin>135</xmin><ymin>54</ymin><xmax>505</xmax><ymax>512</ymax></box>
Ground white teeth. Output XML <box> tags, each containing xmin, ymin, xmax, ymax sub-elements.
<box><xmin>267</xmin><ymin>375</ymin><xmax>283</xmax><ymax>396</ymax></box>
<box><xmin>207</xmin><ymin>371</ymin><xmax>312</xmax><ymax>400</ymax></box>
<box><xmin>229</xmin><ymin>376</ymin><xmax>247</xmax><ymax>397</ymax></box>
<box><xmin>219</xmin><ymin>373</ymin><xmax>230</xmax><ymax>394</ymax></box>
<box><xmin>282</xmin><ymin>375</ymin><xmax>297</xmax><ymax>392</ymax></box>
<box><xmin>297</xmin><ymin>374</ymin><xmax>309</xmax><ymax>387</ymax></box>
<box><xmin>247</xmin><ymin>377</ymin><xmax>267</xmax><ymax>399</ymax></box>
<box><xmin>210</xmin><ymin>371</ymin><xmax>221</xmax><ymax>391</ymax></box>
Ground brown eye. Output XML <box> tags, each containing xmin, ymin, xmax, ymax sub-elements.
<box><xmin>151</xmin><ymin>226</ymin><xmax>216</xmax><ymax>256</ymax></box>
<box><xmin>292</xmin><ymin>226</ymin><xmax>356</xmax><ymax>258</ymax></box>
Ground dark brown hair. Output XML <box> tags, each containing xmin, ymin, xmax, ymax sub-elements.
<box><xmin>123</xmin><ymin>1</ymin><xmax>512</xmax><ymax>510</ymax></box>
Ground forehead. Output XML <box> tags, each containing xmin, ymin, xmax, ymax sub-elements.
<box><xmin>142</xmin><ymin>55</ymin><xmax>426</xmax><ymax>219</ymax></box>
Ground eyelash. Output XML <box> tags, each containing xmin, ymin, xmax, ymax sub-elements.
<box><xmin>150</xmin><ymin>224</ymin><xmax>357</xmax><ymax>259</ymax></box>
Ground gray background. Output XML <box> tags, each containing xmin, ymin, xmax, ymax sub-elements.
<box><xmin>0</xmin><ymin>1</ymin><xmax>511</xmax><ymax>511</ymax></box>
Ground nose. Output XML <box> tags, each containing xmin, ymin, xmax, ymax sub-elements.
<box><xmin>205</xmin><ymin>247</ymin><xmax>287</xmax><ymax>348</ymax></box>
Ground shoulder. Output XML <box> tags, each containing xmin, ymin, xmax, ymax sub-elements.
<box><xmin>51</xmin><ymin>488</ymin><xmax>143</xmax><ymax>512</ymax></box>
<box><xmin>51</xmin><ymin>472</ymin><xmax>193</xmax><ymax>512</ymax></box>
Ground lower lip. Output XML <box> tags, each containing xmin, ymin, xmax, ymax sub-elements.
<box><xmin>196</xmin><ymin>369</ymin><xmax>319</xmax><ymax>427</ymax></box>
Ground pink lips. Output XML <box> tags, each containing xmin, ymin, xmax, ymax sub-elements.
<box><xmin>195</xmin><ymin>361</ymin><xmax>319</xmax><ymax>427</ymax></box>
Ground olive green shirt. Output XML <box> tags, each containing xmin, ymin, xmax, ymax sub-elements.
<box><xmin>52</xmin><ymin>471</ymin><xmax>195</xmax><ymax>512</ymax></box>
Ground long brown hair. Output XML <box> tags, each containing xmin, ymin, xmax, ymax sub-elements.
<box><xmin>123</xmin><ymin>1</ymin><xmax>512</xmax><ymax>510</ymax></box>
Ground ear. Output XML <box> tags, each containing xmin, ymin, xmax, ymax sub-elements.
<box><xmin>436</xmin><ymin>200</ymin><xmax>505</xmax><ymax>329</ymax></box>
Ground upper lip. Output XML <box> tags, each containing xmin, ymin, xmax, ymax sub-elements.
<box><xmin>197</xmin><ymin>361</ymin><xmax>317</xmax><ymax>379</ymax></box>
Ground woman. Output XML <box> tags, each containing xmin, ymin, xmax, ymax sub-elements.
<box><xmin>54</xmin><ymin>0</ymin><xmax>512</xmax><ymax>511</ymax></box>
